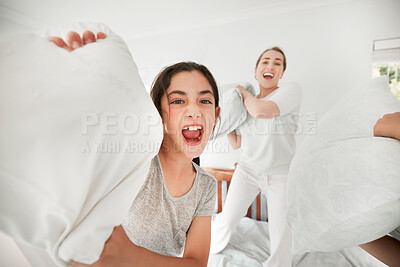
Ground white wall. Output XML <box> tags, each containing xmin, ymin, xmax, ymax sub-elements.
<box><xmin>0</xmin><ymin>17</ymin><xmax>33</xmax><ymax>36</ymax></box>
<box><xmin>125</xmin><ymin>0</ymin><xmax>400</xmax><ymax>168</ymax></box>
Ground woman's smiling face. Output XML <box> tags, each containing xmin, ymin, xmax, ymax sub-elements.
<box><xmin>160</xmin><ymin>70</ymin><xmax>220</xmax><ymax>159</ymax></box>
<box><xmin>255</xmin><ymin>50</ymin><xmax>285</xmax><ymax>90</ymax></box>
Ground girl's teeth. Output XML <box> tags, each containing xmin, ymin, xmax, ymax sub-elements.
<box><xmin>185</xmin><ymin>126</ymin><xmax>202</xmax><ymax>131</ymax></box>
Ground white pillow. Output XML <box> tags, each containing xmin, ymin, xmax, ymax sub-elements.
<box><xmin>0</xmin><ymin>22</ymin><xmax>163</xmax><ymax>265</ymax></box>
<box><xmin>213</xmin><ymin>82</ymin><xmax>255</xmax><ymax>139</ymax></box>
<box><xmin>287</xmin><ymin>76</ymin><xmax>400</xmax><ymax>254</ymax></box>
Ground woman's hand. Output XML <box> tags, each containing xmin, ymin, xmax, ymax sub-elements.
<box><xmin>47</xmin><ymin>31</ymin><xmax>107</xmax><ymax>52</ymax></box>
<box><xmin>72</xmin><ymin>225</ymin><xmax>136</xmax><ymax>267</ymax></box>
<box><xmin>227</xmin><ymin>130</ymin><xmax>241</xmax><ymax>150</ymax></box>
<box><xmin>236</xmin><ymin>84</ymin><xmax>280</xmax><ymax>119</ymax></box>
<box><xmin>236</xmin><ymin>85</ymin><xmax>247</xmax><ymax>97</ymax></box>
<box><xmin>374</xmin><ymin>112</ymin><xmax>400</xmax><ymax>141</ymax></box>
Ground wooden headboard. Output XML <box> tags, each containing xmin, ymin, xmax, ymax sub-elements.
<box><xmin>204</xmin><ymin>167</ymin><xmax>267</xmax><ymax>221</ymax></box>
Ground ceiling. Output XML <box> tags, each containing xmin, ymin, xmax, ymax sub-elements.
<box><xmin>0</xmin><ymin>0</ymin><xmax>355</xmax><ymax>39</ymax></box>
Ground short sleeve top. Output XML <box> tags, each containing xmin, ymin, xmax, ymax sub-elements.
<box><xmin>121</xmin><ymin>155</ymin><xmax>217</xmax><ymax>256</ymax></box>
<box><xmin>238</xmin><ymin>83</ymin><xmax>302</xmax><ymax>174</ymax></box>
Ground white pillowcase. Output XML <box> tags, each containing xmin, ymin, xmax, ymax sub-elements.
<box><xmin>287</xmin><ymin>76</ymin><xmax>400</xmax><ymax>254</ymax></box>
<box><xmin>213</xmin><ymin>82</ymin><xmax>255</xmax><ymax>139</ymax></box>
<box><xmin>0</xmin><ymin>22</ymin><xmax>163</xmax><ymax>265</ymax></box>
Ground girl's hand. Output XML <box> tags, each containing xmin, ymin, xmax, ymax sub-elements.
<box><xmin>72</xmin><ymin>225</ymin><xmax>136</xmax><ymax>267</ymax></box>
<box><xmin>47</xmin><ymin>31</ymin><xmax>107</xmax><ymax>52</ymax></box>
<box><xmin>374</xmin><ymin>112</ymin><xmax>400</xmax><ymax>141</ymax></box>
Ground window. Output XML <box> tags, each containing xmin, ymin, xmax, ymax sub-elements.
<box><xmin>372</xmin><ymin>63</ymin><xmax>400</xmax><ymax>99</ymax></box>
<box><xmin>372</xmin><ymin>37</ymin><xmax>400</xmax><ymax>100</ymax></box>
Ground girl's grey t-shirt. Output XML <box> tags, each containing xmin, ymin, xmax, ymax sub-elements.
<box><xmin>121</xmin><ymin>155</ymin><xmax>217</xmax><ymax>256</ymax></box>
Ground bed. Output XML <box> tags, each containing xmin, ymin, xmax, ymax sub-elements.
<box><xmin>204</xmin><ymin>167</ymin><xmax>388</xmax><ymax>267</ymax></box>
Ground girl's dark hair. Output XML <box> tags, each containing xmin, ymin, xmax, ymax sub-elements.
<box><xmin>150</xmin><ymin>61</ymin><xmax>219</xmax><ymax>115</ymax></box>
<box><xmin>192</xmin><ymin>157</ymin><xmax>200</xmax><ymax>165</ymax></box>
<box><xmin>150</xmin><ymin>61</ymin><xmax>220</xmax><ymax>165</ymax></box>
<box><xmin>255</xmin><ymin>46</ymin><xmax>287</xmax><ymax>71</ymax></box>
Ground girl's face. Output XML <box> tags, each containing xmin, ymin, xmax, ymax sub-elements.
<box><xmin>255</xmin><ymin>50</ymin><xmax>285</xmax><ymax>90</ymax></box>
<box><xmin>160</xmin><ymin>70</ymin><xmax>220</xmax><ymax>159</ymax></box>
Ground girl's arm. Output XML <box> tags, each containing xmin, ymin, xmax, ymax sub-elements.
<box><xmin>134</xmin><ymin>216</ymin><xmax>211</xmax><ymax>267</ymax></box>
<box><xmin>227</xmin><ymin>130</ymin><xmax>241</xmax><ymax>149</ymax></box>
<box><xmin>73</xmin><ymin>217</ymin><xmax>211</xmax><ymax>267</ymax></box>
<box><xmin>237</xmin><ymin>85</ymin><xmax>280</xmax><ymax>119</ymax></box>
<box><xmin>181</xmin><ymin>216</ymin><xmax>212</xmax><ymax>266</ymax></box>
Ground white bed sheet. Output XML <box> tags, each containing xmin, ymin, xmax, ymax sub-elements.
<box><xmin>207</xmin><ymin>217</ymin><xmax>387</xmax><ymax>267</ymax></box>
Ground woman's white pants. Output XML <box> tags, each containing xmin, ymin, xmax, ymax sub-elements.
<box><xmin>210</xmin><ymin>164</ymin><xmax>292</xmax><ymax>267</ymax></box>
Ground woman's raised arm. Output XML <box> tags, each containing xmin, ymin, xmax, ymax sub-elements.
<box><xmin>237</xmin><ymin>85</ymin><xmax>280</xmax><ymax>119</ymax></box>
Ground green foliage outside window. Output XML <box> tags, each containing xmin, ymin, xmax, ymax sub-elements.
<box><xmin>372</xmin><ymin>63</ymin><xmax>400</xmax><ymax>99</ymax></box>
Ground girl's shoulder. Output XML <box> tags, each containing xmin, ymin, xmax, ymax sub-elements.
<box><xmin>192</xmin><ymin>163</ymin><xmax>217</xmax><ymax>189</ymax></box>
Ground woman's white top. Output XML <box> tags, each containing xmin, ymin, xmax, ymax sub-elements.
<box><xmin>237</xmin><ymin>83</ymin><xmax>302</xmax><ymax>174</ymax></box>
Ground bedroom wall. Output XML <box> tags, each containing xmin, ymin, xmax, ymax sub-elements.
<box><xmin>0</xmin><ymin>17</ymin><xmax>33</xmax><ymax>36</ymax></box>
<box><xmin>124</xmin><ymin>0</ymin><xmax>400</xmax><ymax>169</ymax></box>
